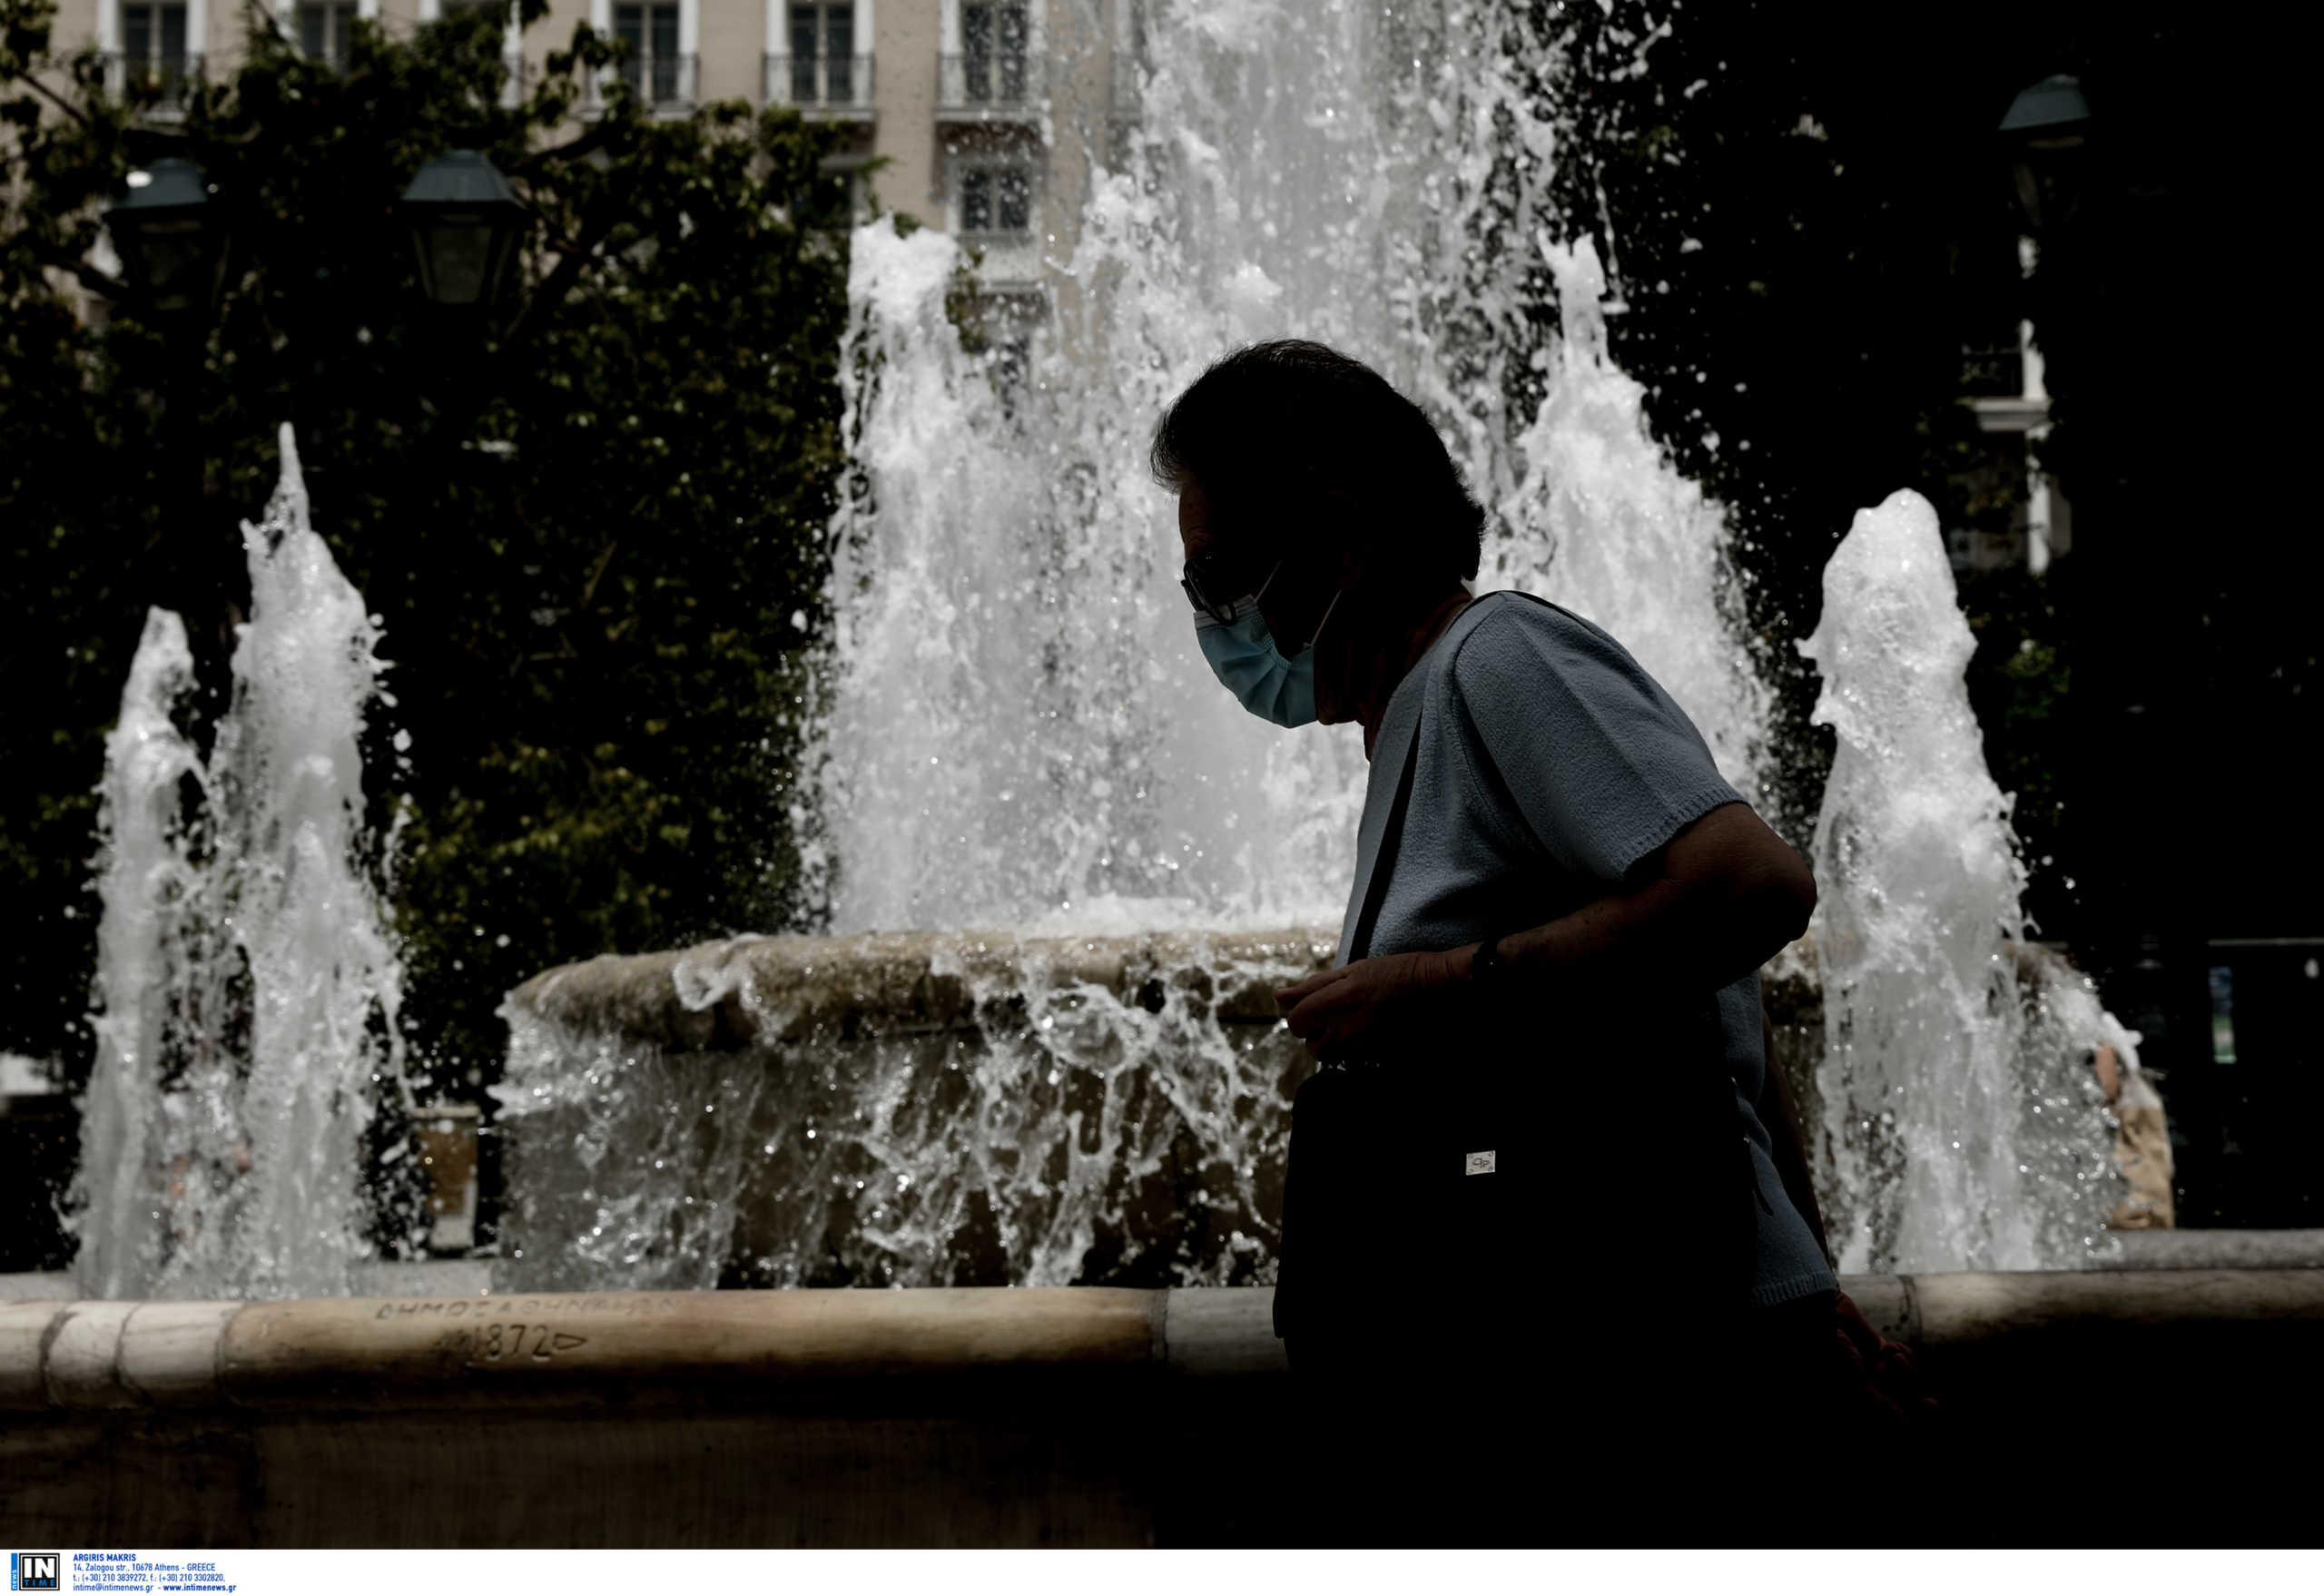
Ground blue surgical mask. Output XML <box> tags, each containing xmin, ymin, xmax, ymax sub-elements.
<box><xmin>1191</xmin><ymin>565</ymin><xmax>1344</xmax><ymax>727</ymax></box>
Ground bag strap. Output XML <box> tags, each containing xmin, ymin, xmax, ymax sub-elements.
<box><xmin>1349</xmin><ymin>697</ymin><xmax>1424</xmax><ymax>964</ymax></box>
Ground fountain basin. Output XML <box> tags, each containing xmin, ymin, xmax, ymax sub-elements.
<box><xmin>497</xmin><ymin>928</ymin><xmax>1828</xmax><ymax>1292</ymax></box>
<box><xmin>2</xmin><ymin>1273</ymin><xmax>2318</xmax><ymax>1546</ymax></box>
<box><xmin>506</xmin><ymin>928</ymin><xmax>1341</xmax><ymax>1049</ymax></box>
<box><xmin>497</xmin><ymin>928</ymin><xmax>1345</xmax><ymax>1291</ymax></box>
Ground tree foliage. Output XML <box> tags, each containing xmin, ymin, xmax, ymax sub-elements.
<box><xmin>1</xmin><ymin>0</ymin><xmax>854</xmax><ymax>1112</ymax></box>
<box><xmin>1517</xmin><ymin>0</ymin><xmax>2080</xmax><ymax>927</ymax></box>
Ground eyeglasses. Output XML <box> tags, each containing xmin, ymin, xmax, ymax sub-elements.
<box><xmin>1181</xmin><ymin>553</ymin><xmax>1285</xmax><ymax>628</ymax></box>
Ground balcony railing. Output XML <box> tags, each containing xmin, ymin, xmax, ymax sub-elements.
<box><xmin>100</xmin><ymin>51</ymin><xmax>202</xmax><ymax>116</ymax></box>
<box><xmin>587</xmin><ymin>52</ymin><xmax>698</xmax><ymax>113</ymax></box>
<box><xmin>1959</xmin><ymin>346</ymin><xmax>2024</xmax><ymax>399</ymax></box>
<box><xmin>936</xmin><ymin>52</ymin><xmax>1042</xmax><ymax>118</ymax></box>
<box><xmin>763</xmin><ymin>54</ymin><xmax>874</xmax><ymax>115</ymax></box>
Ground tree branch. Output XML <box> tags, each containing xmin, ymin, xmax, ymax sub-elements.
<box><xmin>13</xmin><ymin>66</ymin><xmax>95</xmax><ymax>130</ymax></box>
<box><xmin>33</xmin><ymin>240</ymin><xmax>127</xmax><ymax>305</ymax></box>
<box><xmin>495</xmin><ymin>192</ymin><xmax>622</xmax><ymax>351</ymax></box>
<box><xmin>506</xmin><ymin>116</ymin><xmax>615</xmax><ymax>179</ymax></box>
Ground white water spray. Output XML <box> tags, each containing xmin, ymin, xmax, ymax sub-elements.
<box><xmin>813</xmin><ymin>0</ymin><xmax>1766</xmax><ymax>939</ymax></box>
<box><xmin>1801</xmin><ymin>489</ymin><xmax>2120</xmax><ymax>1273</ymax></box>
<box><xmin>493</xmin><ymin>0</ymin><xmax>1782</xmax><ymax>1289</ymax></box>
<box><xmin>74</xmin><ymin>608</ymin><xmax>205</xmax><ymax>1300</ymax></box>
<box><xmin>496</xmin><ymin>3</ymin><xmax>2125</xmax><ymax>1288</ymax></box>
<box><xmin>71</xmin><ymin>425</ymin><xmax>409</xmax><ymax>1300</ymax></box>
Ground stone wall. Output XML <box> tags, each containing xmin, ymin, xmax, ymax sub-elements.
<box><xmin>5</xmin><ymin>1274</ymin><xmax>2319</xmax><ymax>1545</ymax></box>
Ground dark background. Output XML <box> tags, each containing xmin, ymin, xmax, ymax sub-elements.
<box><xmin>1558</xmin><ymin>0</ymin><xmax>2318</xmax><ymax>1228</ymax></box>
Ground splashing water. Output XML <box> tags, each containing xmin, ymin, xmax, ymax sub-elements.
<box><xmin>496</xmin><ymin>931</ymin><xmax>1324</xmax><ymax>1292</ymax></box>
<box><xmin>493</xmin><ymin>0</ymin><xmax>1780</xmax><ymax>1291</ymax></box>
<box><xmin>60</xmin><ymin>11</ymin><xmax>2131</xmax><ymax>1296</ymax></box>
<box><xmin>70</xmin><ymin>425</ymin><xmax>409</xmax><ymax>1300</ymax></box>
<box><xmin>1800</xmin><ymin>489</ymin><xmax>2121</xmax><ymax>1274</ymax></box>
<box><xmin>74</xmin><ymin>608</ymin><xmax>205</xmax><ymax>1300</ymax></box>
<box><xmin>809</xmin><ymin>1</ymin><xmax>1766</xmax><ymax>939</ymax></box>
<box><xmin>490</xmin><ymin>5</ymin><xmax>2128</xmax><ymax>1289</ymax></box>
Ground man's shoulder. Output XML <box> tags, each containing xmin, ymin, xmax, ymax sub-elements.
<box><xmin>1444</xmin><ymin>590</ymin><xmax>1623</xmax><ymax>692</ymax></box>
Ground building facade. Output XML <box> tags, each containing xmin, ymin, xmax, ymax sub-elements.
<box><xmin>44</xmin><ymin>0</ymin><xmax>1138</xmax><ymax>314</ymax></box>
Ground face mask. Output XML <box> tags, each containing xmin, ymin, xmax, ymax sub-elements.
<box><xmin>1191</xmin><ymin>563</ymin><xmax>1344</xmax><ymax>727</ymax></box>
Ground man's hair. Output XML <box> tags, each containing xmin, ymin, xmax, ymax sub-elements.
<box><xmin>1148</xmin><ymin>339</ymin><xmax>1485</xmax><ymax>585</ymax></box>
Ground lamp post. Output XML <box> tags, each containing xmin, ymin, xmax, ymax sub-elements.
<box><xmin>398</xmin><ymin>149</ymin><xmax>527</xmax><ymax>310</ymax></box>
<box><xmin>2004</xmin><ymin>70</ymin><xmax>2206</xmax><ymax>1116</ymax></box>
<box><xmin>103</xmin><ymin>157</ymin><xmax>230</xmax><ymax>317</ymax></box>
<box><xmin>1998</xmin><ymin>74</ymin><xmax>2091</xmax><ymax>234</ymax></box>
<box><xmin>1993</xmin><ymin>77</ymin><xmax>2090</xmax><ymax>583</ymax></box>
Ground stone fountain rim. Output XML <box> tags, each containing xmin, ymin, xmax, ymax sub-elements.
<box><xmin>5</xmin><ymin>1272</ymin><xmax>2318</xmax><ymax>1416</ymax></box>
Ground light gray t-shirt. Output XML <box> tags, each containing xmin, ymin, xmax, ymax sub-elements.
<box><xmin>1337</xmin><ymin>589</ymin><xmax>1837</xmax><ymax>1310</ymax></box>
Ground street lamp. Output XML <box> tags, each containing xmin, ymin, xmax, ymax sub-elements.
<box><xmin>1999</xmin><ymin>74</ymin><xmax>2091</xmax><ymax>232</ymax></box>
<box><xmin>399</xmin><ymin>149</ymin><xmax>526</xmax><ymax>309</ymax></box>
<box><xmin>103</xmin><ymin>157</ymin><xmax>229</xmax><ymax>317</ymax></box>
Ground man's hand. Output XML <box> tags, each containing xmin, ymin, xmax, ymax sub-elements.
<box><xmin>1274</xmin><ymin>948</ymin><xmax>1471</xmax><ymax>1064</ymax></box>
<box><xmin>1268</xmin><ymin>803</ymin><xmax>1813</xmax><ymax>1067</ymax></box>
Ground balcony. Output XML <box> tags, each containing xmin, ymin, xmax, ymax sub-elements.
<box><xmin>100</xmin><ymin>51</ymin><xmax>202</xmax><ymax>119</ymax></box>
<box><xmin>763</xmin><ymin>54</ymin><xmax>874</xmax><ymax>119</ymax></box>
<box><xmin>622</xmin><ymin>51</ymin><xmax>697</xmax><ymax>111</ymax></box>
<box><xmin>1958</xmin><ymin>345</ymin><xmax>2023</xmax><ymax>399</ymax></box>
<box><xmin>937</xmin><ymin>52</ymin><xmax>1042</xmax><ymax>121</ymax></box>
<box><xmin>585</xmin><ymin>53</ymin><xmax>698</xmax><ymax>116</ymax></box>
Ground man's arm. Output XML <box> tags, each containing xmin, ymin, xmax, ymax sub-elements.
<box><xmin>1495</xmin><ymin>801</ymin><xmax>1835</xmax><ymax>1261</ymax></box>
<box><xmin>1275</xmin><ymin>800</ymin><xmax>1818</xmax><ymax>1062</ymax></box>
<box><xmin>1456</xmin><ymin>800</ymin><xmax>1817</xmax><ymax>1000</ymax></box>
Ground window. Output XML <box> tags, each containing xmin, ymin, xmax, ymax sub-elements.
<box><xmin>615</xmin><ymin>2</ymin><xmax>683</xmax><ymax>103</ymax></box>
<box><xmin>119</xmin><ymin>2</ymin><xmax>191</xmax><ymax>95</ymax></box>
<box><xmin>960</xmin><ymin>2</ymin><xmax>1027</xmax><ymax>101</ymax></box>
<box><xmin>787</xmin><ymin>3</ymin><xmax>855</xmax><ymax>103</ymax></box>
<box><xmin>297</xmin><ymin>1</ymin><xmax>355</xmax><ymax>67</ymax></box>
<box><xmin>960</xmin><ymin>164</ymin><xmax>1031</xmax><ymax>235</ymax></box>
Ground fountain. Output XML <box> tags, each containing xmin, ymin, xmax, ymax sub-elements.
<box><xmin>1799</xmin><ymin>489</ymin><xmax>2125</xmax><ymax>1276</ymax></box>
<box><xmin>490</xmin><ymin>0</ymin><xmax>1792</xmax><ymax>1291</ymax></box>
<box><xmin>47</xmin><ymin>0</ymin><xmax>2142</xmax><ymax>1308</ymax></box>
<box><xmin>494</xmin><ymin>4</ymin><xmax>2125</xmax><ymax>1291</ymax></box>
<box><xmin>68</xmin><ymin>424</ymin><xmax>412</xmax><ymax>1302</ymax></box>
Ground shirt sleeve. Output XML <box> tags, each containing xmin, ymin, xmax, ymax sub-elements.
<box><xmin>1446</xmin><ymin>597</ymin><xmax>1743</xmax><ymax>883</ymax></box>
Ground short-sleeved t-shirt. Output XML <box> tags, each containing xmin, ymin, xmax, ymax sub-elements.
<box><xmin>1338</xmin><ymin>589</ymin><xmax>1837</xmax><ymax>1310</ymax></box>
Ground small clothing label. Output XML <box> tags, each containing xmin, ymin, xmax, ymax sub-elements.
<box><xmin>1465</xmin><ymin>1150</ymin><xmax>1496</xmax><ymax>1176</ymax></box>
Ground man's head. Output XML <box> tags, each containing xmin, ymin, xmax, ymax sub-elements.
<box><xmin>1151</xmin><ymin>340</ymin><xmax>1484</xmax><ymax>646</ymax></box>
